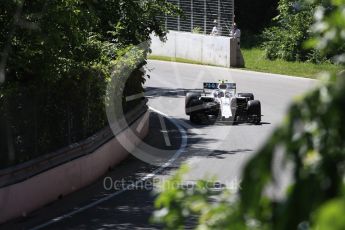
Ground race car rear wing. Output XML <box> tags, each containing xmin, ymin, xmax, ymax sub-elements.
<box><xmin>203</xmin><ymin>82</ymin><xmax>236</xmax><ymax>93</ymax></box>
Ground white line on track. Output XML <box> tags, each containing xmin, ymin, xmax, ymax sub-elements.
<box><xmin>158</xmin><ymin>114</ymin><xmax>172</xmax><ymax>147</ymax></box>
<box><xmin>30</xmin><ymin>107</ymin><xmax>187</xmax><ymax>230</ymax></box>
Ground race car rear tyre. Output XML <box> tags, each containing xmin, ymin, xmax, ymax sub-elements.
<box><xmin>185</xmin><ymin>93</ymin><xmax>201</xmax><ymax>115</ymax></box>
<box><xmin>247</xmin><ymin>100</ymin><xmax>261</xmax><ymax>125</ymax></box>
<box><xmin>238</xmin><ymin>93</ymin><xmax>254</xmax><ymax>101</ymax></box>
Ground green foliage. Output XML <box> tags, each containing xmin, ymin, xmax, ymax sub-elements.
<box><xmin>192</xmin><ymin>27</ymin><xmax>202</xmax><ymax>34</ymax></box>
<box><xmin>241</xmin><ymin>48</ymin><xmax>342</xmax><ymax>78</ymax></box>
<box><xmin>306</xmin><ymin>0</ymin><xmax>345</xmax><ymax>64</ymax></box>
<box><xmin>153</xmin><ymin>166</ymin><xmax>244</xmax><ymax>230</ymax></box>
<box><xmin>240</xmin><ymin>74</ymin><xmax>345</xmax><ymax>230</ymax></box>
<box><xmin>153</xmin><ymin>1</ymin><xmax>345</xmax><ymax>229</ymax></box>
<box><xmin>0</xmin><ymin>0</ymin><xmax>178</xmax><ymax>168</ymax></box>
<box><xmin>262</xmin><ymin>0</ymin><xmax>328</xmax><ymax>62</ymax></box>
<box><xmin>312</xmin><ymin>198</ymin><xmax>345</xmax><ymax>230</ymax></box>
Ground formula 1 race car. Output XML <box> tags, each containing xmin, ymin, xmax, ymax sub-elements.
<box><xmin>185</xmin><ymin>81</ymin><xmax>261</xmax><ymax>125</ymax></box>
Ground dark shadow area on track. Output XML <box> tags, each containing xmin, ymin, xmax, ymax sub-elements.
<box><xmin>167</xmin><ymin>130</ymin><xmax>254</xmax><ymax>164</ymax></box>
<box><xmin>179</xmin><ymin>118</ymin><xmax>271</xmax><ymax>127</ymax></box>
<box><xmin>180</xmin><ymin>117</ymin><xmax>271</xmax><ymax>127</ymax></box>
<box><xmin>207</xmin><ymin>149</ymin><xmax>253</xmax><ymax>159</ymax></box>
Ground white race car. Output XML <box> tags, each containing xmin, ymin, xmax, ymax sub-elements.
<box><xmin>185</xmin><ymin>81</ymin><xmax>261</xmax><ymax>125</ymax></box>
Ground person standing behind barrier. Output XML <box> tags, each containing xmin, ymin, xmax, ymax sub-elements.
<box><xmin>210</xmin><ymin>20</ymin><xmax>219</xmax><ymax>36</ymax></box>
<box><xmin>230</xmin><ymin>23</ymin><xmax>241</xmax><ymax>45</ymax></box>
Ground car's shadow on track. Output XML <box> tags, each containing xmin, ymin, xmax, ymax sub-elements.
<box><xmin>178</xmin><ymin>117</ymin><xmax>271</xmax><ymax>127</ymax></box>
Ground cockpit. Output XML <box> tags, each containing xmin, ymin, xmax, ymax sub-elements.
<box><xmin>215</xmin><ymin>91</ymin><xmax>225</xmax><ymax>98</ymax></box>
<box><xmin>204</xmin><ymin>82</ymin><xmax>237</xmax><ymax>99</ymax></box>
<box><xmin>214</xmin><ymin>90</ymin><xmax>235</xmax><ymax>98</ymax></box>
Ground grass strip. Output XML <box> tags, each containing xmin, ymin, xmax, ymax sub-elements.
<box><xmin>149</xmin><ymin>49</ymin><xmax>342</xmax><ymax>79</ymax></box>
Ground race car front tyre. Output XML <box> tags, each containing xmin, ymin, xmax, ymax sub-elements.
<box><xmin>247</xmin><ymin>100</ymin><xmax>261</xmax><ymax>125</ymax></box>
<box><xmin>185</xmin><ymin>93</ymin><xmax>201</xmax><ymax>115</ymax></box>
<box><xmin>190</xmin><ymin>112</ymin><xmax>208</xmax><ymax>124</ymax></box>
<box><xmin>237</xmin><ymin>93</ymin><xmax>254</xmax><ymax>101</ymax></box>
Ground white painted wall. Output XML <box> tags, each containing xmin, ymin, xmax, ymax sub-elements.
<box><xmin>150</xmin><ymin>31</ymin><xmax>232</xmax><ymax>68</ymax></box>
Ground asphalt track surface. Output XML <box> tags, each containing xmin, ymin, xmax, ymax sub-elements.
<box><xmin>1</xmin><ymin>60</ymin><xmax>317</xmax><ymax>230</ymax></box>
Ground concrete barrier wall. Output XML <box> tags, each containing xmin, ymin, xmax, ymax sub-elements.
<box><xmin>0</xmin><ymin>111</ymin><xmax>149</xmax><ymax>224</ymax></box>
<box><xmin>151</xmin><ymin>31</ymin><xmax>232</xmax><ymax>67</ymax></box>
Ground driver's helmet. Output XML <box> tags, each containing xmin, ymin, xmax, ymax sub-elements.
<box><xmin>217</xmin><ymin>91</ymin><xmax>225</xmax><ymax>98</ymax></box>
